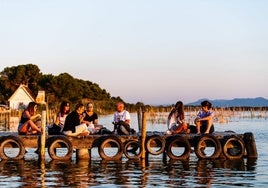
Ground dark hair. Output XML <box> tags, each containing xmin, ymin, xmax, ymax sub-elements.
<box><xmin>169</xmin><ymin>101</ymin><xmax>185</xmax><ymax>120</ymax></box>
<box><xmin>75</xmin><ymin>103</ymin><xmax>84</xmax><ymax>110</ymax></box>
<box><xmin>60</xmin><ymin>101</ymin><xmax>70</xmax><ymax>114</ymax></box>
<box><xmin>27</xmin><ymin>102</ymin><xmax>37</xmax><ymax>115</ymax></box>
<box><xmin>201</xmin><ymin>100</ymin><xmax>212</xmax><ymax>109</ymax></box>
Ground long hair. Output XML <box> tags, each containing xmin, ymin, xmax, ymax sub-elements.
<box><xmin>168</xmin><ymin>101</ymin><xmax>185</xmax><ymax>120</ymax></box>
<box><xmin>59</xmin><ymin>101</ymin><xmax>70</xmax><ymax>115</ymax></box>
<box><xmin>27</xmin><ymin>102</ymin><xmax>37</xmax><ymax>116</ymax></box>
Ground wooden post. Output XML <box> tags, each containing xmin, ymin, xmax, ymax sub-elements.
<box><xmin>40</xmin><ymin>110</ymin><xmax>46</xmax><ymax>160</ymax></box>
<box><xmin>76</xmin><ymin>148</ymin><xmax>90</xmax><ymax>160</ymax></box>
<box><xmin>141</xmin><ymin>111</ymin><xmax>147</xmax><ymax>159</ymax></box>
<box><xmin>137</xmin><ymin>107</ymin><xmax>142</xmax><ymax>132</ymax></box>
<box><xmin>7</xmin><ymin>111</ymin><xmax>11</xmax><ymax>131</ymax></box>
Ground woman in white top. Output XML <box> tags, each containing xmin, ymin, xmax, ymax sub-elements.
<box><xmin>48</xmin><ymin>101</ymin><xmax>70</xmax><ymax>135</ymax></box>
<box><xmin>54</xmin><ymin>101</ymin><xmax>70</xmax><ymax>132</ymax></box>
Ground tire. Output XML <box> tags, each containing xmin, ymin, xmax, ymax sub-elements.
<box><xmin>0</xmin><ymin>136</ymin><xmax>25</xmax><ymax>160</ymax></box>
<box><xmin>194</xmin><ymin>134</ymin><xmax>221</xmax><ymax>159</ymax></box>
<box><xmin>123</xmin><ymin>140</ymin><xmax>141</xmax><ymax>160</ymax></box>
<box><xmin>166</xmin><ymin>136</ymin><xmax>191</xmax><ymax>160</ymax></box>
<box><xmin>222</xmin><ymin>135</ymin><xmax>245</xmax><ymax>159</ymax></box>
<box><xmin>146</xmin><ymin>135</ymin><xmax>166</xmax><ymax>155</ymax></box>
<box><xmin>48</xmin><ymin>136</ymin><xmax>73</xmax><ymax>160</ymax></box>
<box><xmin>98</xmin><ymin>136</ymin><xmax>123</xmax><ymax>160</ymax></box>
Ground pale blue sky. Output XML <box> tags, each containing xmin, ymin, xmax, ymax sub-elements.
<box><xmin>0</xmin><ymin>0</ymin><xmax>267</xmax><ymax>105</ymax></box>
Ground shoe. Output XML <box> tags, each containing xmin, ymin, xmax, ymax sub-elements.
<box><xmin>166</xmin><ymin>130</ymin><xmax>172</xmax><ymax>135</ymax></box>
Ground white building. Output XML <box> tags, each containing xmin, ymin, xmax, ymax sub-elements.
<box><xmin>8</xmin><ymin>84</ymin><xmax>36</xmax><ymax>110</ymax></box>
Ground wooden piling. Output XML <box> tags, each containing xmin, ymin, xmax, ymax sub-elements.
<box><xmin>76</xmin><ymin>149</ymin><xmax>90</xmax><ymax>160</ymax></box>
<box><xmin>137</xmin><ymin>107</ymin><xmax>142</xmax><ymax>132</ymax></box>
<box><xmin>141</xmin><ymin>111</ymin><xmax>147</xmax><ymax>159</ymax></box>
<box><xmin>40</xmin><ymin>111</ymin><xmax>46</xmax><ymax>160</ymax></box>
<box><xmin>244</xmin><ymin>132</ymin><xmax>258</xmax><ymax>158</ymax></box>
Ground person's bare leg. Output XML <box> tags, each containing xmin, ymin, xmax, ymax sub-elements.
<box><xmin>19</xmin><ymin>123</ymin><xmax>30</xmax><ymax>134</ymax></box>
<box><xmin>204</xmin><ymin>119</ymin><xmax>213</xmax><ymax>134</ymax></box>
<box><xmin>27</xmin><ymin>120</ymin><xmax>41</xmax><ymax>133</ymax></box>
<box><xmin>195</xmin><ymin>121</ymin><xmax>201</xmax><ymax>134</ymax></box>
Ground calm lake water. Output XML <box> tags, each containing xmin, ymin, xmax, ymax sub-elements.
<box><xmin>0</xmin><ymin>112</ymin><xmax>268</xmax><ymax>187</ymax></box>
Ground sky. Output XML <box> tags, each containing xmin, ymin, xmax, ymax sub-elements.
<box><xmin>0</xmin><ymin>0</ymin><xmax>268</xmax><ymax>105</ymax></box>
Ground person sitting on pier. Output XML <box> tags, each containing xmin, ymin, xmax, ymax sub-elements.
<box><xmin>166</xmin><ymin>101</ymin><xmax>188</xmax><ymax>135</ymax></box>
<box><xmin>82</xmin><ymin>102</ymin><xmax>105</xmax><ymax>134</ymax></box>
<box><xmin>112</xmin><ymin>102</ymin><xmax>136</xmax><ymax>135</ymax></box>
<box><xmin>194</xmin><ymin>100</ymin><xmax>215</xmax><ymax>134</ymax></box>
<box><xmin>48</xmin><ymin>101</ymin><xmax>70</xmax><ymax>135</ymax></box>
<box><xmin>62</xmin><ymin>103</ymin><xmax>90</xmax><ymax>137</ymax></box>
<box><xmin>18</xmin><ymin>102</ymin><xmax>42</xmax><ymax>135</ymax></box>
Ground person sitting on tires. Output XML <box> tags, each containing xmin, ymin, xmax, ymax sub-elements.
<box><xmin>112</xmin><ymin>102</ymin><xmax>136</xmax><ymax>135</ymax></box>
<box><xmin>18</xmin><ymin>102</ymin><xmax>42</xmax><ymax>135</ymax></box>
<box><xmin>62</xmin><ymin>103</ymin><xmax>89</xmax><ymax>137</ymax></box>
<box><xmin>166</xmin><ymin>101</ymin><xmax>189</xmax><ymax>135</ymax></box>
<box><xmin>194</xmin><ymin>100</ymin><xmax>215</xmax><ymax>134</ymax></box>
<box><xmin>48</xmin><ymin>101</ymin><xmax>70</xmax><ymax>135</ymax></box>
<box><xmin>82</xmin><ymin>102</ymin><xmax>110</xmax><ymax>134</ymax></box>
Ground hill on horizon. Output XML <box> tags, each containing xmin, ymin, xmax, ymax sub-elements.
<box><xmin>186</xmin><ymin>97</ymin><xmax>268</xmax><ymax>107</ymax></box>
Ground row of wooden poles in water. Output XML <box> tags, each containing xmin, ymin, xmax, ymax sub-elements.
<box><xmin>38</xmin><ymin>110</ymin><xmax>148</xmax><ymax>161</ymax></box>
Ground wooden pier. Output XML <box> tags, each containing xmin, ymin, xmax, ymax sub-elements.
<box><xmin>0</xmin><ymin>131</ymin><xmax>258</xmax><ymax>161</ymax></box>
<box><xmin>0</xmin><ymin>111</ymin><xmax>258</xmax><ymax>161</ymax></box>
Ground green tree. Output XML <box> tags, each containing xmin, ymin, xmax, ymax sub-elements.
<box><xmin>0</xmin><ymin>64</ymin><xmax>41</xmax><ymax>101</ymax></box>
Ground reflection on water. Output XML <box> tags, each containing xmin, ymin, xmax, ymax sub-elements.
<box><xmin>0</xmin><ymin>114</ymin><xmax>267</xmax><ymax>187</ymax></box>
<box><xmin>0</xmin><ymin>157</ymin><xmax>258</xmax><ymax>187</ymax></box>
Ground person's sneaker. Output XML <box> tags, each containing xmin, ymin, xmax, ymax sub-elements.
<box><xmin>166</xmin><ymin>130</ymin><xmax>172</xmax><ymax>135</ymax></box>
<box><xmin>130</xmin><ymin>129</ymin><xmax>136</xmax><ymax>134</ymax></box>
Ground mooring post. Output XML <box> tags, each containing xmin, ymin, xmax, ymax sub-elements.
<box><xmin>137</xmin><ymin>107</ymin><xmax>142</xmax><ymax>132</ymax></box>
<box><xmin>40</xmin><ymin>110</ymin><xmax>46</xmax><ymax>161</ymax></box>
<box><xmin>76</xmin><ymin>148</ymin><xmax>90</xmax><ymax>160</ymax></box>
<box><xmin>141</xmin><ymin>111</ymin><xmax>147</xmax><ymax>159</ymax></box>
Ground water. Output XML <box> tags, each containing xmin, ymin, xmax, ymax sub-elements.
<box><xmin>0</xmin><ymin>113</ymin><xmax>268</xmax><ymax>187</ymax></box>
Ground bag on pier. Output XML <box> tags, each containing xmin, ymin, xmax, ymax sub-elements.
<box><xmin>48</xmin><ymin>124</ymin><xmax>62</xmax><ymax>135</ymax></box>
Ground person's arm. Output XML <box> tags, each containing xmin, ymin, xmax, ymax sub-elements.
<box><xmin>24</xmin><ymin>110</ymin><xmax>41</xmax><ymax>121</ymax></box>
<box><xmin>93</xmin><ymin>113</ymin><xmax>98</xmax><ymax>125</ymax></box>
<box><xmin>199</xmin><ymin>111</ymin><xmax>214</xmax><ymax>122</ymax></box>
<box><xmin>124</xmin><ymin>111</ymin><xmax>131</xmax><ymax>125</ymax></box>
<box><xmin>54</xmin><ymin>113</ymin><xmax>60</xmax><ymax>125</ymax></box>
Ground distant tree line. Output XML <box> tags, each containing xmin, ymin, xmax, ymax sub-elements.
<box><xmin>2</xmin><ymin>64</ymin><xmax>266</xmax><ymax>115</ymax></box>
<box><xmin>0</xmin><ymin>64</ymin><xmax>148</xmax><ymax>114</ymax></box>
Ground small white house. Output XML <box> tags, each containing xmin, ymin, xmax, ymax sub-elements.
<box><xmin>8</xmin><ymin>84</ymin><xmax>36</xmax><ymax>110</ymax></box>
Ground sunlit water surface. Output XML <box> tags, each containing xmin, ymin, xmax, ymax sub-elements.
<box><xmin>0</xmin><ymin>113</ymin><xmax>268</xmax><ymax>187</ymax></box>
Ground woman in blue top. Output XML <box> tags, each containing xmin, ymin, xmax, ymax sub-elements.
<box><xmin>194</xmin><ymin>100</ymin><xmax>214</xmax><ymax>134</ymax></box>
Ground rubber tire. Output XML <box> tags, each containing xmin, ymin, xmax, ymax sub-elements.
<box><xmin>0</xmin><ymin>135</ymin><xmax>25</xmax><ymax>160</ymax></box>
<box><xmin>166</xmin><ymin>136</ymin><xmax>191</xmax><ymax>160</ymax></box>
<box><xmin>194</xmin><ymin>134</ymin><xmax>221</xmax><ymax>159</ymax></box>
<box><xmin>222</xmin><ymin>135</ymin><xmax>245</xmax><ymax>159</ymax></box>
<box><xmin>123</xmin><ymin>140</ymin><xmax>141</xmax><ymax>160</ymax></box>
<box><xmin>98</xmin><ymin>136</ymin><xmax>123</xmax><ymax>161</ymax></box>
<box><xmin>48</xmin><ymin>136</ymin><xmax>73</xmax><ymax>160</ymax></box>
<box><xmin>146</xmin><ymin>135</ymin><xmax>166</xmax><ymax>155</ymax></box>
